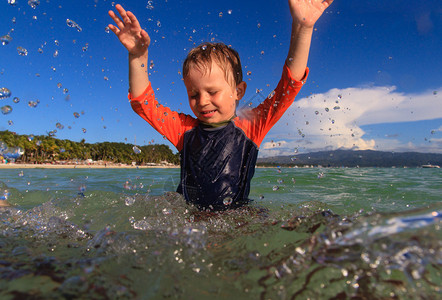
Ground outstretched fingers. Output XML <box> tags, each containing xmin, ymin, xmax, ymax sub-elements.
<box><xmin>126</xmin><ymin>10</ymin><xmax>142</xmax><ymax>30</ymax></box>
<box><xmin>115</xmin><ymin>4</ymin><xmax>131</xmax><ymax>25</ymax></box>
<box><xmin>108</xmin><ymin>10</ymin><xmax>124</xmax><ymax>30</ymax></box>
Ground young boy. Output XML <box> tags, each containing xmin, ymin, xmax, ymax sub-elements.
<box><xmin>108</xmin><ymin>0</ymin><xmax>334</xmax><ymax>211</ymax></box>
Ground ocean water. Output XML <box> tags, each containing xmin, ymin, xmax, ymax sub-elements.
<box><xmin>0</xmin><ymin>167</ymin><xmax>440</xmax><ymax>299</ymax></box>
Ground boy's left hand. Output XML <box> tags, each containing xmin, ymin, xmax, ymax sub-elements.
<box><xmin>289</xmin><ymin>0</ymin><xmax>334</xmax><ymax>28</ymax></box>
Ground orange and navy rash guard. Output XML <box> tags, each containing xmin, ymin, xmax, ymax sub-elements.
<box><xmin>130</xmin><ymin>64</ymin><xmax>308</xmax><ymax>210</ymax></box>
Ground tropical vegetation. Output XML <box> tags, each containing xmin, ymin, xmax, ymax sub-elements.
<box><xmin>0</xmin><ymin>130</ymin><xmax>180</xmax><ymax>165</ymax></box>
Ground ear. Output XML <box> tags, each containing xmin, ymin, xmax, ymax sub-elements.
<box><xmin>235</xmin><ymin>81</ymin><xmax>247</xmax><ymax>100</ymax></box>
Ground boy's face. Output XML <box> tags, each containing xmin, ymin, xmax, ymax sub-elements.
<box><xmin>184</xmin><ymin>62</ymin><xmax>246</xmax><ymax>124</ymax></box>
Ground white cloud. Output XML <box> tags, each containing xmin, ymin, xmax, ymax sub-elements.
<box><xmin>257</xmin><ymin>86</ymin><xmax>442</xmax><ymax>157</ymax></box>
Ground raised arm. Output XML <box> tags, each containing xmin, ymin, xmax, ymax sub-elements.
<box><xmin>286</xmin><ymin>0</ymin><xmax>333</xmax><ymax>81</ymax></box>
<box><xmin>108</xmin><ymin>4</ymin><xmax>151</xmax><ymax>97</ymax></box>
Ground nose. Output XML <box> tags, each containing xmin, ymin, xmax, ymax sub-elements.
<box><xmin>197</xmin><ymin>93</ymin><xmax>210</xmax><ymax>107</ymax></box>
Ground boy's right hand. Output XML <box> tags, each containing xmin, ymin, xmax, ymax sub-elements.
<box><xmin>108</xmin><ymin>4</ymin><xmax>150</xmax><ymax>57</ymax></box>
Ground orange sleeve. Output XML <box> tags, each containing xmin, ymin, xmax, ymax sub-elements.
<box><xmin>235</xmin><ymin>65</ymin><xmax>308</xmax><ymax>147</ymax></box>
<box><xmin>129</xmin><ymin>84</ymin><xmax>198</xmax><ymax>151</ymax></box>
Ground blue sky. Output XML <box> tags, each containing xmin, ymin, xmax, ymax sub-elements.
<box><xmin>1</xmin><ymin>0</ymin><xmax>441</xmax><ymax>156</ymax></box>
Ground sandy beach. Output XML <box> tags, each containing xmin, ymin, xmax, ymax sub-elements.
<box><xmin>0</xmin><ymin>163</ymin><xmax>179</xmax><ymax>169</ymax></box>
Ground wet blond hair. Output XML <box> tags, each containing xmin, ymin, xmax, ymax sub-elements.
<box><xmin>182</xmin><ymin>42</ymin><xmax>243</xmax><ymax>87</ymax></box>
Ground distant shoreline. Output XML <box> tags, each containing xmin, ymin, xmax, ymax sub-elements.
<box><xmin>0</xmin><ymin>163</ymin><xmax>179</xmax><ymax>169</ymax></box>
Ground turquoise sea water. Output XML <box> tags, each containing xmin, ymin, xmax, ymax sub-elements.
<box><xmin>0</xmin><ymin>167</ymin><xmax>441</xmax><ymax>299</ymax></box>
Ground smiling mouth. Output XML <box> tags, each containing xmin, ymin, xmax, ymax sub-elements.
<box><xmin>200</xmin><ymin>110</ymin><xmax>216</xmax><ymax>116</ymax></box>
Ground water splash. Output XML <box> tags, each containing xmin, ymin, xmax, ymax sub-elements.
<box><xmin>0</xmin><ymin>88</ymin><xmax>12</xmax><ymax>99</ymax></box>
<box><xmin>1</xmin><ymin>105</ymin><xmax>12</xmax><ymax>115</ymax></box>
<box><xmin>133</xmin><ymin>146</ymin><xmax>141</xmax><ymax>154</ymax></box>
<box><xmin>66</xmin><ymin>19</ymin><xmax>82</xmax><ymax>32</ymax></box>
<box><xmin>28</xmin><ymin>0</ymin><xmax>40</xmax><ymax>9</ymax></box>
<box><xmin>0</xmin><ymin>35</ymin><xmax>12</xmax><ymax>46</ymax></box>
<box><xmin>17</xmin><ymin>46</ymin><xmax>28</xmax><ymax>56</ymax></box>
<box><xmin>28</xmin><ymin>100</ymin><xmax>39</xmax><ymax>108</ymax></box>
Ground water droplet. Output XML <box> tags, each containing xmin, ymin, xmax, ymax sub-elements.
<box><xmin>82</xmin><ymin>128</ymin><xmax>86</xmax><ymax>133</ymax></box>
<box><xmin>133</xmin><ymin>146</ymin><xmax>141</xmax><ymax>154</ymax></box>
<box><xmin>1</xmin><ymin>105</ymin><xmax>12</xmax><ymax>115</ymax></box>
<box><xmin>56</xmin><ymin>122</ymin><xmax>64</xmax><ymax>129</ymax></box>
<box><xmin>315</xmin><ymin>111</ymin><xmax>319</xmax><ymax>115</ymax></box>
<box><xmin>247</xmin><ymin>71</ymin><xmax>252</xmax><ymax>76</ymax></box>
<box><xmin>325</xmin><ymin>107</ymin><xmax>329</xmax><ymax>112</ymax></box>
<box><xmin>219</xmin><ymin>12</ymin><xmax>223</xmax><ymax>18</ymax></box>
<box><xmin>133</xmin><ymin>219</ymin><xmax>151</xmax><ymax>230</ymax></box>
<box><xmin>27</xmin><ymin>0</ymin><xmax>40</xmax><ymax>9</ymax></box>
<box><xmin>17</xmin><ymin>46</ymin><xmax>28</xmax><ymax>56</ymax></box>
<box><xmin>0</xmin><ymin>87</ymin><xmax>12</xmax><ymax>99</ymax></box>
<box><xmin>433</xmin><ymin>91</ymin><xmax>438</xmax><ymax>95</ymax></box>
<box><xmin>156</xmin><ymin>20</ymin><xmax>161</xmax><ymax>27</ymax></box>
<box><xmin>60</xmin><ymin>148</ymin><xmax>65</xmax><ymax>153</ymax></box>
<box><xmin>125</xmin><ymin>196</ymin><xmax>136</xmax><ymax>206</ymax></box>
<box><xmin>66</xmin><ymin>19</ymin><xmax>82</xmax><ymax>32</ymax></box>
<box><xmin>13</xmin><ymin>97</ymin><xmax>20</xmax><ymax>103</ymax></box>
<box><xmin>201</xmin><ymin>45</ymin><xmax>207</xmax><ymax>50</ymax></box>
<box><xmin>73</xmin><ymin>112</ymin><xmax>80</xmax><ymax>118</ymax></box>
<box><xmin>105</xmin><ymin>26</ymin><xmax>110</xmax><ymax>33</ymax></box>
<box><xmin>8</xmin><ymin>0</ymin><xmax>17</xmax><ymax>6</ymax></box>
<box><xmin>146</xmin><ymin>0</ymin><xmax>154</xmax><ymax>10</ymax></box>
<box><xmin>104</xmin><ymin>76</ymin><xmax>109</xmax><ymax>81</ymax></box>
<box><xmin>53</xmin><ymin>50</ymin><xmax>59</xmax><ymax>57</ymax></box>
<box><xmin>28</xmin><ymin>100</ymin><xmax>39</xmax><ymax>108</ymax></box>
<box><xmin>223</xmin><ymin>197</ymin><xmax>233</xmax><ymax>205</ymax></box>
<box><xmin>257</xmin><ymin>23</ymin><xmax>261</xmax><ymax>28</ymax></box>
<box><xmin>228</xmin><ymin>9</ymin><xmax>232</xmax><ymax>15</ymax></box>
<box><xmin>63</xmin><ymin>88</ymin><xmax>69</xmax><ymax>94</ymax></box>
<box><xmin>149</xmin><ymin>61</ymin><xmax>154</xmax><ymax>69</ymax></box>
<box><xmin>272</xmin><ymin>185</ymin><xmax>279</xmax><ymax>191</ymax></box>
<box><xmin>333</xmin><ymin>106</ymin><xmax>340</xmax><ymax>110</ymax></box>
<box><xmin>0</xmin><ymin>35</ymin><xmax>12</xmax><ymax>46</ymax></box>
<box><xmin>82</xmin><ymin>43</ymin><xmax>89</xmax><ymax>52</ymax></box>
<box><xmin>290</xmin><ymin>156</ymin><xmax>297</xmax><ymax>161</ymax></box>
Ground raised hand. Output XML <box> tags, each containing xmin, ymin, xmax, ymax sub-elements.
<box><xmin>108</xmin><ymin>4</ymin><xmax>150</xmax><ymax>57</ymax></box>
<box><xmin>289</xmin><ymin>0</ymin><xmax>334</xmax><ymax>28</ymax></box>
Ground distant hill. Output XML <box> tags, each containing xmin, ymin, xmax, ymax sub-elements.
<box><xmin>257</xmin><ymin>150</ymin><xmax>442</xmax><ymax>168</ymax></box>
